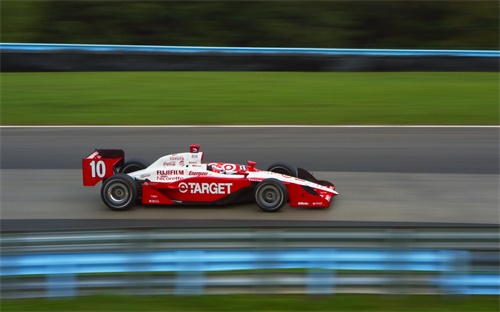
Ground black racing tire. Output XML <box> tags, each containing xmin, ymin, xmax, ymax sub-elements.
<box><xmin>266</xmin><ymin>162</ymin><xmax>297</xmax><ymax>177</ymax></box>
<box><xmin>101</xmin><ymin>174</ymin><xmax>138</xmax><ymax>211</ymax></box>
<box><xmin>120</xmin><ymin>158</ymin><xmax>149</xmax><ymax>174</ymax></box>
<box><xmin>255</xmin><ymin>178</ymin><xmax>288</xmax><ymax>212</ymax></box>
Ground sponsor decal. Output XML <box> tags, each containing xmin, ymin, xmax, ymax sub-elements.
<box><xmin>298</xmin><ymin>202</ymin><xmax>309</xmax><ymax>205</ymax></box>
<box><xmin>163</xmin><ymin>161</ymin><xmax>185</xmax><ymax>166</ymax></box>
<box><xmin>87</xmin><ymin>151</ymin><xmax>99</xmax><ymax>159</ymax></box>
<box><xmin>189</xmin><ymin>171</ymin><xmax>209</xmax><ymax>176</ymax></box>
<box><xmin>157</xmin><ymin>170</ymin><xmax>184</xmax><ymax>175</ymax></box>
<box><xmin>178</xmin><ymin>182</ymin><xmax>232</xmax><ymax>195</ymax></box>
<box><xmin>169</xmin><ymin>156</ymin><xmax>184</xmax><ymax>161</ymax></box>
<box><xmin>157</xmin><ymin>176</ymin><xmax>182</xmax><ymax>181</ymax></box>
<box><xmin>140</xmin><ymin>173</ymin><xmax>151</xmax><ymax>178</ymax></box>
<box><xmin>179</xmin><ymin>183</ymin><xmax>188</xmax><ymax>193</ymax></box>
<box><xmin>157</xmin><ymin>170</ymin><xmax>185</xmax><ymax>181</ymax></box>
<box><xmin>223</xmin><ymin>164</ymin><xmax>237</xmax><ymax>171</ymax></box>
<box><xmin>207</xmin><ymin>163</ymin><xmax>238</xmax><ymax>172</ymax></box>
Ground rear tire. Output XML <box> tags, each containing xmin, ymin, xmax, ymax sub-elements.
<box><xmin>101</xmin><ymin>174</ymin><xmax>138</xmax><ymax>211</ymax></box>
<box><xmin>120</xmin><ymin>158</ymin><xmax>149</xmax><ymax>173</ymax></box>
<box><xmin>255</xmin><ymin>178</ymin><xmax>288</xmax><ymax>212</ymax></box>
<box><xmin>266</xmin><ymin>162</ymin><xmax>297</xmax><ymax>177</ymax></box>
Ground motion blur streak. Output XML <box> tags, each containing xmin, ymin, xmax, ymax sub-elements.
<box><xmin>1</xmin><ymin>227</ymin><xmax>499</xmax><ymax>298</ymax></box>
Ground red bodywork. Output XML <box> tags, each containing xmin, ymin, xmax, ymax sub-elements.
<box><xmin>83</xmin><ymin>148</ymin><xmax>336</xmax><ymax>208</ymax></box>
<box><xmin>82</xmin><ymin>149</ymin><xmax>124</xmax><ymax>186</ymax></box>
<box><xmin>141</xmin><ymin>177</ymin><xmax>253</xmax><ymax>205</ymax></box>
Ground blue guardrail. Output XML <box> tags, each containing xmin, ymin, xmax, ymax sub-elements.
<box><xmin>2</xmin><ymin>248</ymin><xmax>499</xmax><ymax>297</ymax></box>
<box><xmin>1</xmin><ymin>43</ymin><xmax>499</xmax><ymax>57</ymax></box>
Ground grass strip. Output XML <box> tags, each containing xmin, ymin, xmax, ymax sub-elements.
<box><xmin>1</xmin><ymin>294</ymin><xmax>499</xmax><ymax>312</ymax></box>
<box><xmin>1</xmin><ymin>72</ymin><xmax>498</xmax><ymax>125</ymax></box>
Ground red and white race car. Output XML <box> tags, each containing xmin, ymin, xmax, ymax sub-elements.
<box><xmin>83</xmin><ymin>144</ymin><xmax>338</xmax><ymax>212</ymax></box>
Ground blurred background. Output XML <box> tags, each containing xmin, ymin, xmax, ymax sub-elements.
<box><xmin>1</xmin><ymin>0</ymin><xmax>498</xmax><ymax>49</ymax></box>
<box><xmin>1</xmin><ymin>1</ymin><xmax>499</xmax><ymax>311</ymax></box>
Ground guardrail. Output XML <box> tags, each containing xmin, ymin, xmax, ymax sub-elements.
<box><xmin>2</xmin><ymin>43</ymin><xmax>498</xmax><ymax>71</ymax></box>
<box><xmin>1</xmin><ymin>43</ymin><xmax>499</xmax><ymax>57</ymax></box>
<box><xmin>1</xmin><ymin>226</ymin><xmax>499</xmax><ymax>298</ymax></box>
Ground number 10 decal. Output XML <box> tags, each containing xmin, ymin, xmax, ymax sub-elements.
<box><xmin>90</xmin><ymin>160</ymin><xmax>106</xmax><ymax>178</ymax></box>
<box><xmin>83</xmin><ymin>149</ymin><xmax>124</xmax><ymax>186</ymax></box>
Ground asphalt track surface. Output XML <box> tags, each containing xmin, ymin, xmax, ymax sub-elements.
<box><xmin>1</xmin><ymin>126</ymin><xmax>498</xmax><ymax>231</ymax></box>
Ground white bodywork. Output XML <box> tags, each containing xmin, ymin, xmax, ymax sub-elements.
<box><xmin>128</xmin><ymin>152</ymin><xmax>338</xmax><ymax>195</ymax></box>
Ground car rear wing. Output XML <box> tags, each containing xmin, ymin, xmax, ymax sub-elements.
<box><xmin>82</xmin><ymin>149</ymin><xmax>125</xmax><ymax>186</ymax></box>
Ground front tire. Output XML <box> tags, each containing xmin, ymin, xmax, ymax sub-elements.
<box><xmin>101</xmin><ymin>174</ymin><xmax>138</xmax><ymax>211</ymax></box>
<box><xmin>266</xmin><ymin>162</ymin><xmax>297</xmax><ymax>177</ymax></box>
<box><xmin>255</xmin><ymin>178</ymin><xmax>288</xmax><ymax>212</ymax></box>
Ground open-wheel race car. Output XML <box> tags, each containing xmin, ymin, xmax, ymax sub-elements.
<box><xmin>83</xmin><ymin>144</ymin><xmax>338</xmax><ymax>212</ymax></box>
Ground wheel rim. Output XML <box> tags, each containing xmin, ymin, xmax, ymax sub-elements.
<box><xmin>257</xmin><ymin>185</ymin><xmax>281</xmax><ymax>209</ymax></box>
<box><xmin>107</xmin><ymin>182</ymin><xmax>130</xmax><ymax>206</ymax></box>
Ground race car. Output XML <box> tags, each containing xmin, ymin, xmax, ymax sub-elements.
<box><xmin>82</xmin><ymin>144</ymin><xmax>338</xmax><ymax>212</ymax></box>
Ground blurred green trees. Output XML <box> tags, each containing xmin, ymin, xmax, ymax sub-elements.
<box><xmin>1</xmin><ymin>1</ymin><xmax>498</xmax><ymax>49</ymax></box>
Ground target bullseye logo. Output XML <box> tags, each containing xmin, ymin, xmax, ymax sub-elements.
<box><xmin>179</xmin><ymin>182</ymin><xmax>188</xmax><ymax>193</ymax></box>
